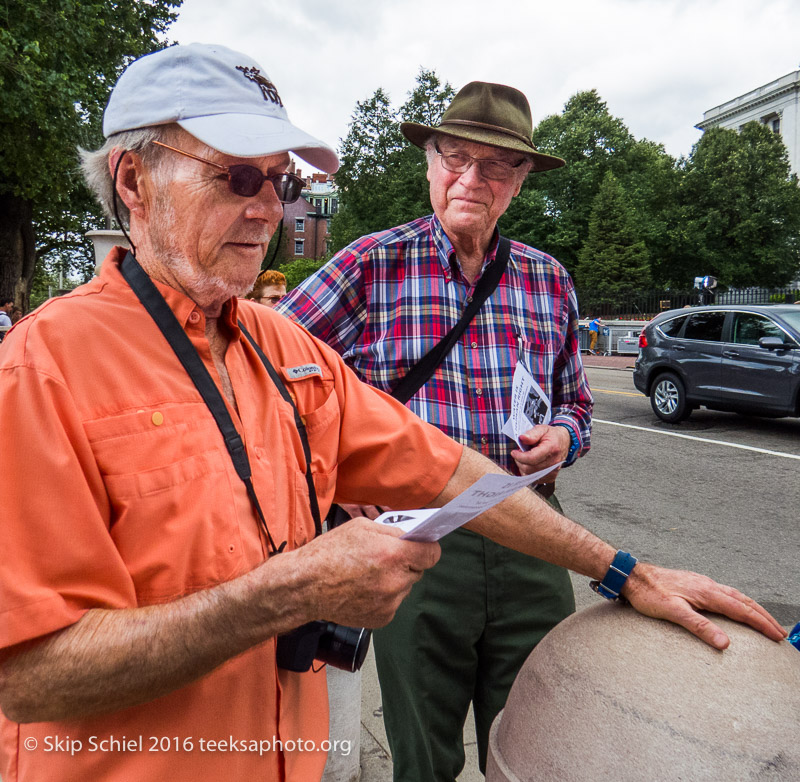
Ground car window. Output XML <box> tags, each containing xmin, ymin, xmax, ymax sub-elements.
<box><xmin>682</xmin><ymin>311</ymin><xmax>725</xmax><ymax>341</ymax></box>
<box><xmin>658</xmin><ymin>315</ymin><xmax>687</xmax><ymax>337</ymax></box>
<box><xmin>779</xmin><ymin>310</ymin><xmax>800</xmax><ymax>336</ymax></box>
<box><xmin>731</xmin><ymin>313</ymin><xmax>784</xmax><ymax>345</ymax></box>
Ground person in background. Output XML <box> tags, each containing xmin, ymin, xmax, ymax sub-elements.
<box><xmin>588</xmin><ymin>314</ymin><xmax>604</xmax><ymax>355</ymax></box>
<box><xmin>246</xmin><ymin>268</ymin><xmax>287</xmax><ymax>307</ymax></box>
<box><xmin>0</xmin><ymin>296</ymin><xmax>14</xmax><ymax>328</ymax></box>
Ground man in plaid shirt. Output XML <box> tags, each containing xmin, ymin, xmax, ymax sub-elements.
<box><xmin>278</xmin><ymin>81</ymin><xmax>591</xmax><ymax>781</ymax></box>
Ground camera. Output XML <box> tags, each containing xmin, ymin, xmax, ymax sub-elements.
<box><xmin>276</xmin><ymin>621</ymin><xmax>372</xmax><ymax>673</ymax></box>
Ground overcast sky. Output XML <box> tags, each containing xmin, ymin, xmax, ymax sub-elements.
<box><xmin>170</xmin><ymin>0</ymin><xmax>800</xmax><ymax>169</ymax></box>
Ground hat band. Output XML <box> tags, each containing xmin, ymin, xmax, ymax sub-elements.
<box><xmin>440</xmin><ymin>119</ymin><xmax>535</xmax><ymax>148</ymax></box>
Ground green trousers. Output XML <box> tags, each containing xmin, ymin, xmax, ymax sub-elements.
<box><xmin>373</xmin><ymin>502</ymin><xmax>575</xmax><ymax>782</ymax></box>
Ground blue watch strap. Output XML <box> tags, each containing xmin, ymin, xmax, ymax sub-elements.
<box><xmin>591</xmin><ymin>550</ymin><xmax>638</xmax><ymax>600</ymax></box>
<box><xmin>553</xmin><ymin>423</ymin><xmax>580</xmax><ymax>466</ymax></box>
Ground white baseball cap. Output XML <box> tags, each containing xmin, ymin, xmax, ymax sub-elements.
<box><xmin>103</xmin><ymin>43</ymin><xmax>339</xmax><ymax>173</ymax></box>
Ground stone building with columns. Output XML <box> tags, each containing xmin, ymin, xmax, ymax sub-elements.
<box><xmin>696</xmin><ymin>68</ymin><xmax>800</xmax><ymax>177</ymax></box>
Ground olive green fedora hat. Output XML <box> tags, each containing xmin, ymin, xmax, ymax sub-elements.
<box><xmin>401</xmin><ymin>81</ymin><xmax>565</xmax><ymax>172</ymax></box>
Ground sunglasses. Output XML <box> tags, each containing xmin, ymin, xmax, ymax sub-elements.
<box><xmin>151</xmin><ymin>141</ymin><xmax>305</xmax><ymax>203</ymax></box>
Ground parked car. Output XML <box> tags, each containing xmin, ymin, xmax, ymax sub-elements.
<box><xmin>633</xmin><ymin>305</ymin><xmax>800</xmax><ymax>422</ymax></box>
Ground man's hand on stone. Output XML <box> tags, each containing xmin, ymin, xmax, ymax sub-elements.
<box><xmin>621</xmin><ymin>562</ymin><xmax>787</xmax><ymax>650</ymax></box>
<box><xmin>511</xmin><ymin>424</ymin><xmax>570</xmax><ymax>479</ymax></box>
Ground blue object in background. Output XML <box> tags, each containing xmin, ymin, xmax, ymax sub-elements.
<box><xmin>788</xmin><ymin>622</ymin><xmax>800</xmax><ymax>651</ymax></box>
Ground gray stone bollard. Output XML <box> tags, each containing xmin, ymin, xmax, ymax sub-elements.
<box><xmin>487</xmin><ymin>602</ymin><xmax>800</xmax><ymax>782</ymax></box>
<box><xmin>321</xmin><ymin>666</ymin><xmax>362</xmax><ymax>782</ymax></box>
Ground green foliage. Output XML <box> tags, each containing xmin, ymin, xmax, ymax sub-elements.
<box><xmin>575</xmin><ymin>172</ymin><xmax>651</xmax><ymax>299</ymax></box>
<box><xmin>329</xmin><ymin>68</ymin><xmax>454</xmax><ymax>253</ymax></box>
<box><xmin>674</xmin><ymin>123</ymin><xmax>800</xmax><ymax>288</ymax></box>
<box><xmin>525</xmin><ymin>90</ymin><xmax>679</xmax><ymax>278</ymax></box>
<box><xmin>280</xmin><ymin>257</ymin><xmax>328</xmax><ymax>291</ymax></box>
<box><xmin>332</xmin><ymin>78</ymin><xmax>800</xmax><ymax>298</ymax></box>
<box><xmin>0</xmin><ymin>0</ymin><xmax>181</xmax><ymax>300</ymax></box>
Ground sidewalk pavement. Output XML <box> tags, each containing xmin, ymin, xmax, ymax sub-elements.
<box><xmin>580</xmin><ymin>352</ymin><xmax>636</xmax><ymax>371</ymax></box>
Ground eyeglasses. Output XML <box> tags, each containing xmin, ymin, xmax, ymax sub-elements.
<box><xmin>434</xmin><ymin>142</ymin><xmax>525</xmax><ymax>181</ymax></box>
<box><xmin>151</xmin><ymin>141</ymin><xmax>305</xmax><ymax>203</ymax></box>
<box><xmin>257</xmin><ymin>294</ymin><xmax>283</xmax><ymax>305</ymax></box>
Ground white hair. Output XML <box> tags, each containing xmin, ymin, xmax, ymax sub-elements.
<box><xmin>79</xmin><ymin>125</ymin><xmax>177</xmax><ymax>227</ymax></box>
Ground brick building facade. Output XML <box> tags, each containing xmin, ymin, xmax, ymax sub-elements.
<box><xmin>277</xmin><ymin>171</ymin><xmax>338</xmax><ymax>263</ymax></box>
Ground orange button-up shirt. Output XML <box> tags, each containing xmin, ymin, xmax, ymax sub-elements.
<box><xmin>0</xmin><ymin>248</ymin><xmax>462</xmax><ymax>782</ymax></box>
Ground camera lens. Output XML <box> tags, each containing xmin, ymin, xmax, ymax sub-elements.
<box><xmin>316</xmin><ymin>623</ymin><xmax>372</xmax><ymax>672</ymax></box>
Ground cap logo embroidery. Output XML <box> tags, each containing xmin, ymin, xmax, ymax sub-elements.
<box><xmin>236</xmin><ymin>66</ymin><xmax>283</xmax><ymax>107</ymax></box>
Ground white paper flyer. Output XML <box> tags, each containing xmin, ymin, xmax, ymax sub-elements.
<box><xmin>372</xmin><ymin>463</ymin><xmax>562</xmax><ymax>542</ymax></box>
<box><xmin>501</xmin><ymin>362</ymin><xmax>552</xmax><ymax>450</ymax></box>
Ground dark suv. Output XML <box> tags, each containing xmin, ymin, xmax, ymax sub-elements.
<box><xmin>633</xmin><ymin>305</ymin><xmax>800</xmax><ymax>422</ymax></box>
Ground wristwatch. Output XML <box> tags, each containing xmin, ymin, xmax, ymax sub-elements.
<box><xmin>553</xmin><ymin>423</ymin><xmax>581</xmax><ymax>466</ymax></box>
<box><xmin>590</xmin><ymin>550</ymin><xmax>638</xmax><ymax>601</ymax></box>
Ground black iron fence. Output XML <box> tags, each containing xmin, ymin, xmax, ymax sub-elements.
<box><xmin>576</xmin><ymin>287</ymin><xmax>800</xmax><ymax>321</ymax></box>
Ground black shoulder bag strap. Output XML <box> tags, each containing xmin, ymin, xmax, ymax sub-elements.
<box><xmin>119</xmin><ymin>252</ymin><xmax>321</xmax><ymax>555</ymax></box>
<box><xmin>390</xmin><ymin>236</ymin><xmax>511</xmax><ymax>403</ymax></box>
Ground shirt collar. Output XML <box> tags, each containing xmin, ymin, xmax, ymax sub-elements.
<box><xmin>101</xmin><ymin>246</ymin><xmax>241</xmax><ymax>333</ymax></box>
<box><xmin>428</xmin><ymin>214</ymin><xmax>501</xmax><ymax>281</ymax></box>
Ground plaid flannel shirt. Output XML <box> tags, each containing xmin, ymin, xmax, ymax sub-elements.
<box><xmin>277</xmin><ymin>214</ymin><xmax>592</xmax><ymax>473</ymax></box>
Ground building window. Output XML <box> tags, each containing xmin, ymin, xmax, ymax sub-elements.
<box><xmin>762</xmin><ymin>113</ymin><xmax>781</xmax><ymax>135</ymax></box>
<box><xmin>295</xmin><ymin>217</ymin><xmax>304</xmax><ymax>232</ymax></box>
<box><xmin>331</xmin><ymin>198</ymin><xmax>338</xmax><ymax>214</ymax></box>
<box><xmin>294</xmin><ymin>239</ymin><xmax>304</xmax><ymax>256</ymax></box>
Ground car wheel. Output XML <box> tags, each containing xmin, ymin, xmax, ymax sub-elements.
<box><xmin>650</xmin><ymin>372</ymin><xmax>690</xmax><ymax>423</ymax></box>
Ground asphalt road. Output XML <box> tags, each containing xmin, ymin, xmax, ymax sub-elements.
<box><xmin>558</xmin><ymin>366</ymin><xmax>800</xmax><ymax>628</ymax></box>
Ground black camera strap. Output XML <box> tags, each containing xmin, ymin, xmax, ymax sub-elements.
<box><xmin>390</xmin><ymin>236</ymin><xmax>511</xmax><ymax>404</ymax></box>
<box><xmin>120</xmin><ymin>252</ymin><xmax>322</xmax><ymax>555</ymax></box>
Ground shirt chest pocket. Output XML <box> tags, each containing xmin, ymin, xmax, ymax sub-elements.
<box><xmin>501</xmin><ymin>329</ymin><xmax>557</xmax><ymax>396</ymax></box>
<box><xmin>84</xmin><ymin>402</ymin><xmax>243</xmax><ymax>601</ymax></box>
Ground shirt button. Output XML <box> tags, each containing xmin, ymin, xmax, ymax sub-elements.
<box><xmin>476</xmin><ymin>388</ymin><xmax>483</xmax><ymax>396</ymax></box>
<box><xmin>471</xmin><ymin>341</ymin><xmax>478</xmax><ymax>349</ymax></box>
<box><xmin>481</xmin><ymin>436</ymin><xmax>488</xmax><ymax>445</ymax></box>
<box><xmin>466</xmin><ymin>296</ymin><xmax>473</xmax><ymax>303</ymax></box>
<box><xmin>188</xmin><ymin>311</ymin><xmax>201</xmax><ymax>324</ymax></box>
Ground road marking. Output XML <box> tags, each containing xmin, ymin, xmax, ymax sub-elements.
<box><xmin>593</xmin><ymin>419</ymin><xmax>800</xmax><ymax>461</ymax></box>
<box><xmin>592</xmin><ymin>388</ymin><xmax>642</xmax><ymax>398</ymax></box>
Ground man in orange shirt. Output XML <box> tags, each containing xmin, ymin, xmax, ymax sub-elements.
<box><xmin>0</xmin><ymin>44</ymin><xmax>785</xmax><ymax>782</ymax></box>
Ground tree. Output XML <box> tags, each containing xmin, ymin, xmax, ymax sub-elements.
<box><xmin>675</xmin><ymin>123</ymin><xmax>800</xmax><ymax>288</ymax></box>
<box><xmin>518</xmin><ymin>90</ymin><xmax>679</xmax><ymax>281</ymax></box>
<box><xmin>575</xmin><ymin>172</ymin><xmax>651</xmax><ymax>301</ymax></box>
<box><xmin>329</xmin><ymin>68</ymin><xmax>454</xmax><ymax>254</ymax></box>
<box><xmin>329</xmin><ymin>87</ymin><xmax>404</xmax><ymax>251</ymax></box>
<box><xmin>0</xmin><ymin>0</ymin><xmax>181</xmax><ymax>309</ymax></box>
<box><xmin>280</xmin><ymin>257</ymin><xmax>327</xmax><ymax>291</ymax></box>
